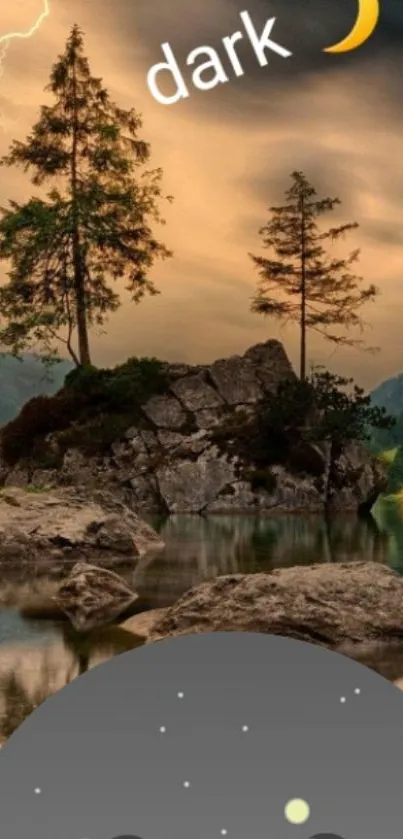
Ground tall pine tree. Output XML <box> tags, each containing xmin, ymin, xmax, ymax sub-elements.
<box><xmin>0</xmin><ymin>25</ymin><xmax>172</xmax><ymax>366</ymax></box>
<box><xmin>250</xmin><ymin>171</ymin><xmax>378</xmax><ymax>380</ymax></box>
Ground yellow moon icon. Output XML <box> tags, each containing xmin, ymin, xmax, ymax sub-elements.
<box><xmin>323</xmin><ymin>0</ymin><xmax>380</xmax><ymax>53</ymax></box>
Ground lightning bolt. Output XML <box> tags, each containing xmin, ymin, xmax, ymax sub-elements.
<box><xmin>0</xmin><ymin>0</ymin><xmax>50</xmax><ymax>78</ymax></box>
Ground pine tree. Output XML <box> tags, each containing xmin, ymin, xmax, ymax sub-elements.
<box><xmin>0</xmin><ymin>25</ymin><xmax>172</xmax><ymax>366</ymax></box>
<box><xmin>250</xmin><ymin>171</ymin><xmax>378</xmax><ymax>380</ymax></box>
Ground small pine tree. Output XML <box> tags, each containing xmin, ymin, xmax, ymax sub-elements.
<box><xmin>250</xmin><ymin>171</ymin><xmax>378</xmax><ymax>380</ymax></box>
<box><xmin>0</xmin><ymin>25</ymin><xmax>172</xmax><ymax>366</ymax></box>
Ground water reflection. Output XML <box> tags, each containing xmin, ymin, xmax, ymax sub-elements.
<box><xmin>373</xmin><ymin>497</ymin><xmax>403</xmax><ymax>573</ymax></box>
<box><xmin>0</xmin><ymin>502</ymin><xmax>403</xmax><ymax>743</ymax></box>
<box><xmin>133</xmin><ymin>511</ymin><xmax>391</xmax><ymax>608</ymax></box>
<box><xmin>0</xmin><ymin>621</ymin><xmax>142</xmax><ymax>742</ymax></box>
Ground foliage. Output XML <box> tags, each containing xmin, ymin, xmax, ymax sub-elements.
<box><xmin>250</xmin><ymin>170</ymin><xmax>378</xmax><ymax>379</ymax></box>
<box><xmin>0</xmin><ymin>356</ymin><xmax>168</xmax><ymax>466</ymax></box>
<box><xmin>387</xmin><ymin>446</ymin><xmax>403</xmax><ymax>494</ymax></box>
<box><xmin>369</xmin><ymin>411</ymin><xmax>403</xmax><ymax>454</ymax></box>
<box><xmin>303</xmin><ymin>368</ymin><xmax>395</xmax><ymax>449</ymax></box>
<box><xmin>212</xmin><ymin>368</ymin><xmax>395</xmax><ymax>477</ymax></box>
<box><xmin>0</xmin><ymin>25</ymin><xmax>172</xmax><ymax>366</ymax></box>
<box><xmin>377</xmin><ymin>448</ymin><xmax>398</xmax><ymax>467</ymax></box>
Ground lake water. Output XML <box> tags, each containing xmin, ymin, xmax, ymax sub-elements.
<box><xmin>1</xmin><ymin>496</ymin><xmax>403</xmax><ymax>742</ymax></box>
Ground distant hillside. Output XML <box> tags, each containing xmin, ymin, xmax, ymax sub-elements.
<box><xmin>0</xmin><ymin>354</ymin><xmax>73</xmax><ymax>425</ymax></box>
<box><xmin>371</xmin><ymin>373</ymin><xmax>403</xmax><ymax>415</ymax></box>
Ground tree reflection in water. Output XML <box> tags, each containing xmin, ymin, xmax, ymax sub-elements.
<box><xmin>0</xmin><ymin>619</ymin><xmax>143</xmax><ymax>742</ymax></box>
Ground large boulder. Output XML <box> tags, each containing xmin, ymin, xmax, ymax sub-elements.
<box><xmin>0</xmin><ymin>487</ymin><xmax>163</xmax><ymax>569</ymax></box>
<box><xmin>148</xmin><ymin>562</ymin><xmax>403</xmax><ymax>647</ymax></box>
<box><xmin>54</xmin><ymin>562</ymin><xmax>139</xmax><ymax>632</ymax></box>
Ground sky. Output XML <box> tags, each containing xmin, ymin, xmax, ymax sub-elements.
<box><xmin>2</xmin><ymin>631</ymin><xmax>403</xmax><ymax>839</ymax></box>
<box><xmin>0</xmin><ymin>0</ymin><xmax>402</xmax><ymax>389</ymax></box>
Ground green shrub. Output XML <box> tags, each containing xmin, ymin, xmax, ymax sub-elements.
<box><xmin>212</xmin><ymin>369</ymin><xmax>395</xmax><ymax>478</ymax></box>
<box><xmin>387</xmin><ymin>445</ymin><xmax>403</xmax><ymax>494</ymax></box>
<box><xmin>0</xmin><ymin>391</ymin><xmax>80</xmax><ymax>466</ymax></box>
<box><xmin>1</xmin><ymin>356</ymin><xmax>169</xmax><ymax>467</ymax></box>
<box><xmin>287</xmin><ymin>441</ymin><xmax>326</xmax><ymax>478</ymax></box>
<box><xmin>56</xmin><ymin>414</ymin><xmax>133</xmax><ymax>456</ymax></box>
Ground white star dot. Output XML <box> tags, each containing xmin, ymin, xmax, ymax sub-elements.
<box><xmin>177</xmin><ymin>691</ymin><xmax>184</xmax><ymax>699</ymax></box>
<box><xmin>183</xmin><ymin>781</ymin><xmax>190</xmax><ymax>788</ymax></box>
<box><xmin>354</xmin><ymin>688</ymin><xmax>361</xmax><ymax>695</ymax></box>
<box><xmin>221</xmin><ymin>830</ymin><xmax>228</xmax><ymax>835</ymax></box>
<box><xmin>241</xmin><ymin>725</ymin><xmax>249</xmax><ymax>732</ymax></box>
<box><xmin>34</xmin><ymin>787</ymin><xmax>41</xmax><ymax>794</ymax></box>
<box><xmin>340</xmin><ymin>696</ymin><xmax>346</xmax><ymax>703</ymax></box>
<box><xmin>159</xmin><ymin>726</ymin><xmax>166</xmax><ymax>733</ymax></box>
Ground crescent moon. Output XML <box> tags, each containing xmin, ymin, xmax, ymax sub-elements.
<box><xmin>323</xmin><ymin>0</ymin><xmax>379</xmax><ymax>53</ymax></box>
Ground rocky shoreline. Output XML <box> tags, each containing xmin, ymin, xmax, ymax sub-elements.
<box><xmin>122</xmin><ymin>562</ymin><xmax>403</xmax><ymax>665</ymax></box>
<box><xmin>0</xmin><ymin>486</ymin><xmax>164</xmax><ymax>572</ymax></box>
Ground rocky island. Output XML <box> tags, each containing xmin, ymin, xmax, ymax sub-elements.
<box><xmin>0</xmin><ymin>340</ymin><xmax>387</xmax><ymax>516</ymax></box>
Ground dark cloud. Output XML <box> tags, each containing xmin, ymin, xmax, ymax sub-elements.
<box><xmin>121</xmin><ymin>0</ymin><xmax>403</xmax><ymax>121</ymax></box>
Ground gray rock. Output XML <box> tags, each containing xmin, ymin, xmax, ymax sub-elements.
<box><xmin>140</xmin><ymin>430</ymin><xmax>159</xmax><ymax>451</ymax></box>
<box><xmin>29</xmin><ymin>469</ymin><xmax>58</xmax><ymax>489</ymax></box>
<box><xmin>157</xmin><ymin>429</ymin><xmax>209</xmax><ymax>457</ymax></box>
<box><xmin>256</xmin><ymin>466</ymin><xmax>324</xmax><ymax>512</ymax></box>
<box><xmin>209</xmin><ymin>356</ymin><xmax>262</xmax><ymax>405</ymax></box>
<box><xmin>170</xmin><ymin>372</ymin><xmax>224</xmax><ymax>412</ymax></box>
<box><xmin>244</xmin><ymin>339</ymin><xmax>295</xmax><ymax>390</ymax></box>
<box><xmin>3</xmin><ymin>468</ymin><xmax>29</xmax><ymax>488</ymax></box>
<box><xmin>205</xmin><ymin>481</ymin><xmax>257</xmax><ymax>512</ymax></box>
<box><xmin>61</xmin><ymin>449</ymin><xmax>99</xmax><ymax>487</ymax></box>
<box><xmin>142</xmin><ymin>394</ymin><xmax>187</xmax><ymax>429</ymax></box>
<box><xmin>328</xmin><ymin>441</ymin><xmax>388</xmax><ymax>513</ymax></box>
<box><xmin>54</xmin><ymin>562</ymin><xmax>139</xmax><ymax>632</ymax></box>
<box><xmin>157</xmin><ymin>431</ymin><xmax>186</xmax><ymax>450</ymax></box>
<box><xmin>157</xmin><ymin>451</ymin><xmax>236</xmax><ymax>512</ymax></box>
<box><xmin>194</xmin><ymin>407</ymin><xmax>227</xmax><ymax>429</ymax></box>
<box><xmin>129</xmin><ymin>474</ymin><xmax>161</xmax><ymax>511</ymax></box>
<box><xmin>0</xmin><ymin>487</ymin><xmax>163</xmax><ymax>568</ymax></box>
<box><xmin>148</xmin><ymin>562</ymin><xmax>403</xmax><ymax>647</ymax></box>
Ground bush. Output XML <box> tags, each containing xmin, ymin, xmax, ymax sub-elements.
<box><xmin>0</xmin><ymin>391</ymin><xmax>80</xmax><ymax>466</ymax></box>
<box><xmin>212</xmin><ymin>368</ymin><xmax>395</xmax><ymax>478</ymax></box>
<box><xmin>387</xmin><ymin>445</ymin><xmax>403</xmax><ymax>494</ymax></box>
<box><xmin>1</xmin><ymin>356</ymin><xmax>169</xmax><ymax>466</ymax></box>
<box><xmin>286</xmin><ymin>441</ymin><xmax>326</xmax><ymax>478</ymax></box>
<box><xmin>56</xmin><ymin>414</ymin><xmax>134</xmax><ymax>457</ymax></box>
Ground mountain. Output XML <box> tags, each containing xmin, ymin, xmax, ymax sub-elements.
<box><xmin>371</xmin><ymin>373</ymin><xmax>403</xmax><ymax>415</ymax></box>
<box><xmin>368</xmin><ymin>373</ymin><xmax>403</xmax><ymax>457</ymax></box>
<box><xmin>0</xmin><ymin>354</ymin><xmax>73</xmax><ymax>425</ymax></box>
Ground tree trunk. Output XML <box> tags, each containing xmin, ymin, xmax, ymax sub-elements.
<box><xmin>300</xmin><ymin>193</ymin><xmax>307</xmax><ymax>380</ymax></box>
<box><xmin>71</xmin><ymin>45</ymin><xmax>91</xmax><ymax>367</ymax></box>
<box><xmin>73</xmin><ymin>242</ymin><xmax>91</xmax><ymax>367</ymax></box>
